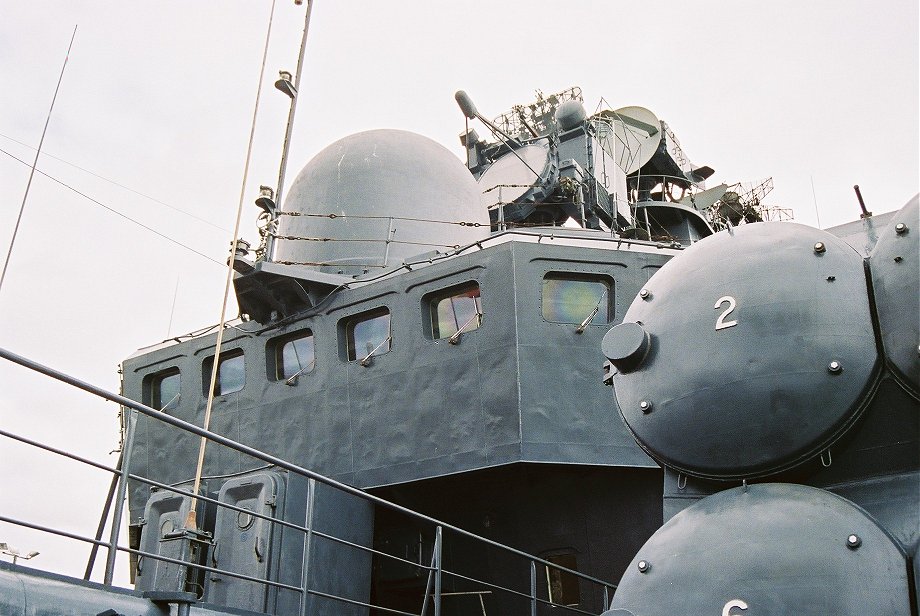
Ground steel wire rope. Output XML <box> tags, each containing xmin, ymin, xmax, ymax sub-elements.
<box><xmin>275</xmin><ymin>210</ymin><xmax>582</xmax><ymax>229</ymax></box>
<box><xmin>0</xmin><ymin>131</ymin><xmax>231</xmax><ymax>233</ymax></box>
<box><xmin>276</xmin><ymin>209</ymin><xmax>486</xmax><ymax>227</ymax></box>
<box><xmin>0</xmin><ymin>146</ymin><xmax>585</xmax><ymax>270</ymax></box>
<box><xmin>187</xmin><ymin>0</ymin><xmax>279</xmax><ymax>531</ymax></box>
<box><xmin>272</xmin><ymin>260</ymin><xmax>389</xmax><ymax>268</ymax></box>
<box><xmin>269</xmin><ymin>234</ymin><xmax>462</xmax><ymax>249</ymax></box>
<box><xmin>0</xmin><ymin>146</ymin><xmax>224</xmax><ymax>266</ymax></box>
<box><xmin>267</xmin><ymin>218</ymin><xmax>590</xmax><ymax>268</ymax></box>
<box><xmin>166</xmin><ymin>218</ymin><xmax>678</xmax><ymax>342</ymax></box>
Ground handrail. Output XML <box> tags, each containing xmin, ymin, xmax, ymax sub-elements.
<box><xmin>0</xmin><ymin>513</ymin><xmax>302</xmax><ymax>592</ymax></box>
<box><xmin>0</xmin><ymin>345</ymin><xmax>617</xmax><ymax>614</ymax></box>
<box><xmin>8</xmin><ymin>482</ymin><xmax>607</xmax><ymax>616</ymax></box>
<box><xmin>5</xmin><ymin>425</ymin><xmax>611</xmax><ymax>598</ymax></box>
<box><xmin>0</xmin><ymin>346</ymin><xmax>616</xmax><ymax>588</ymax></box>
<box><xmin>0</xmin><ymin>431</ymin><xmax>440</xmax><ymax>576</ymax></box>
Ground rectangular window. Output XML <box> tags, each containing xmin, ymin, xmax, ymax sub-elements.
<box><xmin>346</xmin><ymin>309</ymin><xmax>391</xmax><ymax>362</ymax></box>
<box><xmin>545</xmin><ymin>552</ymin><xmax>580</xmax><ymax>607</ymax></box>
<box><xmin>542</xmin><ymin>273</ymin><xmax>612</xmax><ymax>325</ymax></box>
<box><xmin>203</xmin><ymin>350</ymin><xmax>245</xmax><ymax>396</ymax></box>
<box><xmin>273</xmin><ymin>330</ymin><xmax>315</xmax><ymax>381</ymax></box>
<box><xmin>150</xmin><ymin>369</ymin><xmax>180</xmax><ymax>412</ymax></box>
<box><xmin>430</xmin><ymin>283</ymin><xmax>482</xmax><ymax>339</ymax></box>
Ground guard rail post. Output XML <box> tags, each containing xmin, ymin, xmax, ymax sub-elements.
<box><xmin>530</xmin><ymin>559</ymin><xmax>537</xmax><ymax>616</ymax></box>
<box><xmin>299</xmin><ymin>478</ymin><xmax>317</xmax><ymax>616</ymax></box>
<box><xmin>433</xmin><ymin>525</ymin><xmax>443</xmax><ymax>616</ymax></box>
<box><xmin>104</xmin><ymin>408</ymin><xmax>137</xmax><ymax>585</ymax></box>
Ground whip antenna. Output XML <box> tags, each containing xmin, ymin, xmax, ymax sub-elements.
<box><xmin>0</xmin><ymin>25</ymin><xmax>77</xmax><ymax>297</ymax></box>
<box><xmin>185</xmin><ymin>0</ymin><xmax>280</xmax><ymax>531</ymax></box>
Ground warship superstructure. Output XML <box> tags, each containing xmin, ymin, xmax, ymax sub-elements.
<box><xmin>1</xmin><ymin>31</ymin><xmax>917</xmax><ymax>616</ymax></box>
<box><xmin>125</xmin><ymin>86</ymin><xmax>710</xmax><ymax>615</ymax></box>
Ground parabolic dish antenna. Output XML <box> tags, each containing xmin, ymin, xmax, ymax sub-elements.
<box><xmin>599</xmin><ymin>106</ymin><xmax>661</xmax><ymax>175</ymax></box>
<box><xmin>478</xmin><ymin>141</ymin><xmax>557</xmax><ymax>209</ymax></box>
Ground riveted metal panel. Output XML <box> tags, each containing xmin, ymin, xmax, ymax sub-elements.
<box><xmin>609</xmin><ymin>223</ymin><xmax>880</xmax><ymax>479</ymax></box>
<box><xmin>869</xmin><ymin>195</ymin><xmax>919</xmax><ymax>392</ymax></box>
<box><xmin>611</xmin><ymin>484</ymin><xmax>911</xmax><ymax>615</ymax></box>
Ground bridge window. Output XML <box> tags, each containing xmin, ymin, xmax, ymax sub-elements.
<box><xmin>429</xmin><ymin>283</ymin><xmax>482</xmax><ymax>340</ymax></box>
<box><xmin>203</xmin><ymin>350</ymin><xmax>245</xmax><ymax>396</ymax></box>
<box><xmin>272</xmin><ymin>330</ymin><xmax>315</xmax><ymax>381</ymax></box>
<box><xmin>345</xmin><ymin>308</ymin><xmax>391</xmax><ymax>362</ymax></box>
<box><xmin>542</xmin><ymin>273</ymin><xmax>612</xmax><ymax>325</ymax></box>
<box><xmin>148</xmin><ymin>369</ymin><xmax>180</xmax><ymax>412</ymax></box>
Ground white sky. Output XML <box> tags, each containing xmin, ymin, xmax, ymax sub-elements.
<box><xmin>0</xmin><ymin>0</ymin><xmax>917</xmax><ymax>585</ymax></box>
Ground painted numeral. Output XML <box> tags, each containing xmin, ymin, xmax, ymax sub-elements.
<box><xmin>714</xmin><ymin>296</ymin><xmax>738</xmax><ymax>330</ymax></box>
<box><xmin>722</xmin><ymin>599</ymin><xmax>748</xmax><ymax>616</ymax></box>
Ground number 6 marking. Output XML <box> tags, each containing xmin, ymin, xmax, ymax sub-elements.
<box><xmin>722</xmin><ymin>599</ymin><xmax>748</xmax><ymax>616</ymax></box>
<box><xmin>715</xmin><ymin>296</ymin><xmax>738</xmax><ymax>330</ymax></box>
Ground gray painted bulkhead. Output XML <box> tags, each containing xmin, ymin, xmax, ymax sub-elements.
<box><xmin>371</xmin><ymin>464</ymin><xmax>663</xmax><ymax>615</ymax></box>
<box><xmin>122</xmin><ymin>237</ymin><xmax>673</xmax><ymax>525</ymax></box>
<box><xmin>0</xmin><ymin>560</ymin><xmax>267</xmax><ymax>616</ymax></box>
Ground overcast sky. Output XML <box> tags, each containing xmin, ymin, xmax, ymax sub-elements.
<box><xmin>1</xmin><ymin>0</ymin><xmax>917</xmax><ymax>584</ymax></box>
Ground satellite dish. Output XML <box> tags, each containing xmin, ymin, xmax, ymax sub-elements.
<box><xmin>478</xmin><ymin>142</ymin><xmax>558</xmax><ymax>209</ymax></box>
<box><xmin>612</xmin><ymin>106</ymin><xmax>661</xmax><ymax>173</ymax></box>
<box><xmin>598</xmin><ymin>106</ymin><xmax>661</xmax><ymax>174</ymax></box>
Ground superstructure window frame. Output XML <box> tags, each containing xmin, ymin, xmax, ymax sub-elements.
<box><xmin>541</xmin><ymin>272</ymin><xmax>613</xmax><ymax>327</ymax></box>
<box><xmin>269</xmin><ymin>329</ymin><xmax>316</xmax><ymax>382</ymax></box>
<box><xmin>342</xmin><ymin>307</ymin><xmax>392</xmax><ymax>363</ymax></box>
<box><xmin>425</xmin><ymin>281</ymin><xmax>483</xmax><ymax>341</ymax></box>
<box><xmin>202</xmin><ymin>349</ymin><xmax>246</xmax><ymax>396</ymax></box>
<box><xmin>146</xmin><ymin>368</ymin><xmax>181</xmax><ymax>412</ymax></box>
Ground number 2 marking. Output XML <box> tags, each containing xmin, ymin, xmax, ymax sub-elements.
<box><xmin>714</xmin><ymin>296</ymin><xmax>738</xmax><ymax>330</ymax></box>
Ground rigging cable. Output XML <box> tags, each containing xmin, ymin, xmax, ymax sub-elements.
<box><xmin>186</xmin><ymin>0</ymin><xmax>280</xmax><ymax>531</ymax></box>
<box><xmin>0</xmin><ymin>25</ymin><xmax>77</xmax><ymax>296</ymax></box>
<box><xmin>0</xmin><ymin>131</ymin><xmax>230</xmax><ymax>233</ymax></box>
<box><xmin>276</xmin><ymin>209</ymin><xmax>485</xmax><ymax>226</ymax></box>
<box><xmin>0</xmin><ymin>147</ymin><xmax>224</xmax><ymax>266</ymax></box>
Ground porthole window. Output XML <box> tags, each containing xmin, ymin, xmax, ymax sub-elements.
<box><xmin>345</xmin><ymin>308</ymin><xmax>391</xmax><ymax>362</ymax></box>
<box><xmin>272</xmin><ymin>330</ymin><xmax>315</xmax><ymax>381</ymax></box>
<box><xmin>541</xmin><ymin>273</ymin><xmax>612</xmax><ymax>325</ymax></box>
<box><xmin>149</xmin><ymin>369</ymin><xmax>180</xmax><ymax>412</ymax></box>
<box><xmin>429</xmin><ymin>283</ymin><xmax>482</xmax><ymax>340</ymax></box>
<box><xmin>236</xmin><ymin>508</ymin><xmax>254</xmax><ymax>530</ymax></box>
<box><xmin>203</xmin><ymin>350</ymin><xmax>245</xmax><ymax>396</ymax></box>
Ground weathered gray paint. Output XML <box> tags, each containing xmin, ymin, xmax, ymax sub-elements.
<box><xmin>826</xmin><ymin>209</ymin><xmax>896</xmax><ymax>256</ymax></box>
<box><xmin>611</xmin><ymin>484</ymin><xmax>912</xmax><ymax>615</ymax></box>
<box><xmin>0</xmin><ymin>560</ymin><xmax>264</xmax><ymax>616</ymax></box>
<box><xmin>124</xmin><ymin>236</ymin><xmax>673</xmax><ymax>526</ymax></box>
<box><xmin>869</xmin><ymin>195</ymin><xmax>919</xmax><ymax>392</ymax></box>
<box><xmin>274</xmin><ymin>129</ymin><xmax>489</xmax><ymax>274</ymax></box>
<box><xmin>610</xmin><ymin>222</ymin><xmax>880</xmax><ymax>479</ymax></box>
<box><xmin>619</xmin><ymin>202</ymin><xmax>919</xmax><ymax>591</ymax></box>
<box><xmin>660</xmin><ymin>378</ymin><xmax>920</xmax><ymax>554</ymax></box>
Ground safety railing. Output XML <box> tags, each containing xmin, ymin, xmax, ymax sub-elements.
<box><xmin>0</xmin><ymin>346</ymin><xmax>616</xmax><ymax>615</ymax></box>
